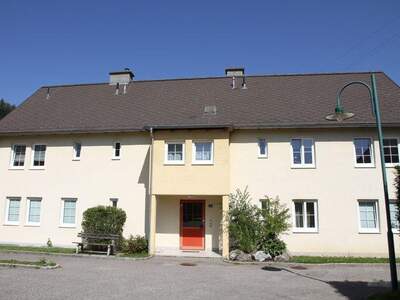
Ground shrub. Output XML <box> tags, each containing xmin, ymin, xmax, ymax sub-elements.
<box><xmin>46</xmin><ymin>238</ymin><xmax>53</xmax><ymax>248</ymax></box>
<box><xmin>82</xmin><ymin>206</ymin><xmax>126</xmax><ymax>236</ymax></box>
<box><xmin>123</xmin><ymin>235</ymin><xmax>148</xmax><ymax>254</ymax></box>
<box><xmin>226</xmin><ymin>188</ymin><xmax>290</xmax><ymax>258</ymax></box>
<box><xmin>81</xmin><ymin>206</ymin><xmax>127</xmax><ymax>249</ymax></box>
<box><xmin>227</xmin><ymin>188</ymin><xmax>260</xmax><ymax>253</ymax></box>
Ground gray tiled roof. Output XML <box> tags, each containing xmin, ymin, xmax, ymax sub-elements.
<box><xmin>0</xmin><ymin>71</ymin><xmax>400</xmax><ymax>135</ymax></box>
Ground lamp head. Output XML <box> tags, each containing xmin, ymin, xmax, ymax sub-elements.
<box><xmin>325</xmin><ymin>105</ymin><xmax>355</xmax><ymax>122</ymax></box>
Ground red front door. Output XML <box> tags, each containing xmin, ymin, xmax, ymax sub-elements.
<box><xmin>180</xmin><ymin>200</ymin><xmax>205</xmax><ymax>250</ymax></box>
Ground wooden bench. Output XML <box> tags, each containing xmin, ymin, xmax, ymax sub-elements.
<box><xmin>74</xmin><ymin>232</ymin><xmax>120</xmax><ymax>256</ymax></box>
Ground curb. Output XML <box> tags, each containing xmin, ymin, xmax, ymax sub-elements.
<box><xmin>0</xmin><ymin>250</ymin><xmax>153</xmax><ymax>261</ymax></box>
<box><xmin>0</xmin><ymin>262</ymin><xmax>61</xmax><ymax>270</ymax></box>
<box><xmin>223</xmin><ymin>259</ymin><xmax>395</xmax><ymax>267</ymax></box>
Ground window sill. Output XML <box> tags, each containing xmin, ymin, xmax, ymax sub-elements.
<box><xmin>392</xmin><ymin>229</ymin><xmax>399</xmax><ymax>234</ymax></box>
<box><xmin>291</xmin><ymin>165</ymin><xmax>316</xmax><ymax>169</ymax></box>
<box><xmin>59</xmin><ymin>224</ymin><xmax>77</xmax><ymax>228</ymax></box>
<box><xmin>292</xmin><ymin>228</ymin><xmax>318</xmax><ymax>233</ymax></box>
<box><xmin>358</xmin><ymin>229</ymin><xmax>380</xmax><ymax>234</ymax></box>
<box><xmin>72</xmin><ymin>158</ymin><xmax>81</xmax><ymax>161</ymax></box>
<box><xmin>354</xmin><ymin>164</ymin><xmax>375</xmax><ymax>169</ymax></box>
<box><xmin>164</xmin><ymin>161</ymin><xmax>185</xmax><ymax>165</ymax></box>
<box><xmin>385</xmin><ymin>163</ymin><xmax>399</xmax><ymax>168</ymax></box>
<box><xmin>3</xmin><ymin>222</ymin><xmax>19</xmax><ymax>226</ymax></box>
<box><xmin>192</xmin><ymin>161</ymin><xmax>214</xmax><ymax>165</ymax></box>
<box><xmin>257</xmin><ymin>156</ymin><xmax>268</xmax><ymax>159</ymax></box>
<box><xmin>8</xmin><ymin>167</ymin><xmax>25</xmax><ymax>170</ymax></box>
<box><xmin>24</xmin><ymin>223</ymin><xmax>40</xmax><ymax>227</ymax></box>
<box><xmin>111</xmin><ymin>157</ymin><xmax>121</xmax><ymax>161</ymax></box>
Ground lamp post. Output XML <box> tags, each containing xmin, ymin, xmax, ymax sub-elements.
<box><xmin>325</xmin><ymin>73</ymin><xmax>398</xmax><ymax>291</ymax></box>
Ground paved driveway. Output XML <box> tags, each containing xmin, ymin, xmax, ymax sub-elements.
<box><xmin>0</xmin><ymin>252</ymin><xmax>397</xmax><ymax>300</ymax></box>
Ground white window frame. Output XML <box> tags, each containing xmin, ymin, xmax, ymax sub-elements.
<box><xmin>9</xmin><ymin>144</ymin><xmax>27</xmax><ymax>170</ymax></box>
<box><xmin>25</xmin><ymin>197</ymin><xmax>42</xmax><ymax>226</ymax></box>
<box><xmin>59</xmin><ymin>198</ymin><xmax>77</xmax><ymax>228</ymax></box>
<box><xmin>290</xmin><ymin>138</ymin><xmax>316</xmax><ymax>168</ymax></box>
<box><xmin>192</xmin><ymin>140</ymin><xmax>214</xmax><ymax>165</ymax></box>
<box><xmin>30</xmin><ymin>144</ymin><xmax>47</xmax><ymax>170</ymax></box>
<box><xmin>292</xmin><ymin>200</ymin><xmax>318</xmax><ymax>233</ymax></box>
<box><xmin>383</xmin><ymin>137</ymin><xmax>399</xmax><ymax>168</ymax></box>
<box><xmin>257</xmin><ymin>138</ymin><xmax>268</xmax><ymax>158</ymax></box>
<box><xmin>357</xmin><ymin>200</ymin><xmax>380</xmax><ymax>234</ymax></box>
<box><xmin>353</xmin><ymin>138</ymin><xmax>375</xmax><ymax>168</ymax></box>
<box><xmin>4</xmin><ymin>197</ymin><xmax>21</xmax><ymax>226</ymax></box>
<box><xmin>112</xmin><ymin>141</ymin><xmax>121</xmax><ymax>160</ymax></box>
<box><xmin>164</xmin><ymin>141</ymin><xmax>185</xmax><ymax>165</ymax></box>
<box><xmin>389</xmin><ymin>200</ymin><xmax>399</xmax><ymax>234</ymax></box>
<box><xmin>72</xmin><ymin>142</ymin><xmax>82</xmax><ymax>161</ymax></box>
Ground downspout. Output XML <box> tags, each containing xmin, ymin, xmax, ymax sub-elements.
<box><xmin>148</xmin><ymin>127</ymin><xmax>154</xmax><ymax>196</ymax></box>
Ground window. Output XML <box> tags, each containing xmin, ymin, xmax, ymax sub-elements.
<box><xmin>192</xmin><ymin>141</ymin><xmax>213</xmax><ymax>164</ymax></box>
<box><xmin>358</xmin><ymin>200</ymin><xmax>379</xmax><ymax>233</ymax></box>
<box><xmin>383</xmin><ymin>138</ymin><xmax>399</xmax><ymax>166</ymax></box>
<box><xmin>10</xmin><ymin>145</ymin><xmax>26</xmax><ymax>168</ymax></box>
<box><xmin>291</xmin><ymin>139</ymin><xmax>315</xmax><ymax>167</ymax></box>
<box><xmin>354</xmin><ymin>138</ymin><xmax>374</xmax><ymax>167</ymax></box>
<box><xmin>165</xmin><ymin>142</ymin><xmax>185</xmax><ymax>164</ymax></box>
<box><xmin>26</xmin><ymin>198</ymin><xmax>41</xmax><ymax>226</ymax></box>
<box><xmin>260</xmin><ymin>199</ymin><xmax>267</xmax><ymax>210</ymax></box>
<box><xmin>60</xmin><ymin>198</ymin><xmax>77</xmax><ymax>227</ymax></box>
<box><xmin>292</xmin><ymin>200</ymin><xmax>318</xmax><ymax>232</ymax></box>
<box><xmin>5</xmin><ymin>197</ymin><xmax>21</xmax><ymax>225</ymax></box>
<box><xmin>258</xmin><ymin>139</ymin><xmax>268</xmax><ymax>158</ymax></box>
<box><xmin>31</xmin><ymin>144</ymin><xmax>46</xmax><ymax>168</ymax></box>
<box><xmin>73</xmin><ymin>142</ymin><xmax>82</xmax><ymax>160</ymax></box>
<box><xmin>113</xmin><ymin>142</ymin><xmax>121</xmax><ymax>159</ymax></box>
<box><xmin>110</xmin><ymin>198</ymin><xmax>118</xmax><ymax>208</ymax></box>
<box><xmin>389</xmin><ymin>201</ymin><xmax>399</xmax><ymax>233</ymax></box>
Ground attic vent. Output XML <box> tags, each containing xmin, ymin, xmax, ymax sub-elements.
<box><xmin>109</xmin><ymin>68</ymin><xmax>134</xmax><ymax>85</ymax></box>
<box><xmin>204</xmin><ymin>105</ymin><xmax>217</xmax><ymax>115</ymax></box>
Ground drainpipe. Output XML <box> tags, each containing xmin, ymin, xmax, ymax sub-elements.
<box><xmin>148</xmin><ymin>127</ymin><xmax>154</xmax><ymax>196</ymax></box>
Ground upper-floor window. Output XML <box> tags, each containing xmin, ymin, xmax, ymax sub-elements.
<box><xmin>31</xmin><ymin>144</ymin><xmax>46</xmax><ymax>168</ymax></box>
<box><xmin>113</xmin><ymin>142</ymin><xmax>121</xmax><ymax>159</ymax></box>
<box><xmin>5</xmin><ymin>197</ymin><xmax>21</xmax><ymax>225</ymax></box>
<box><xmin>165</xmin><ymin>142</ymin><xmax>184</xmax><ymax>164</ymax></box>
<box><xmin>110</xmin><ymin>198</ymin><xmax>118</xmax><ymax>208</ymax></box>
<box><xmin>73</xmin><ymin>142</ymin><xmax>82</xmax><ymax>160</ymax></box>
<box><xmin>291</xmin><ymin>138</ymin><xmax>315</xmax><ymax>168</ymax></box>
<box><xmin>192</xmin><ymin>141</ymin><xmax>213</xmax><ymax>164</ymax></box>
<box><xmin>354</xmin><ymin>138</ymin><xmax>374</xmax><ymax>167</ymax></box>
<box><xmin>26</xmin><ymin>197</ymin><xmax>41</xmax><ymax>226</ymax></box>
<box><xmin>293</xmin><ymin>200</ymin><xmax>318</xmax><ymax>232</ymax></box>
<box><xmin>258</xmin><ymin>139</ymin><xmax>268</xmax><ymax>158</ymax></box>
<box><xmin>10</xmin><ymin>145</ymin><xmax>26</xmax><ymax>169</ymax></box>
<box><xmin>358</xmin><ymin>200</ymin><xmax>379</xmax><ymax>233</ymax></box>
<box><xmin>383</xmin><ymin>138</ymin><xmax>399</xmax><ymax>166</ymax></box>
<box><xmin>389</xmin><ymin>201</ymin><xmax>399</xmax><ymax>233</ymax></box>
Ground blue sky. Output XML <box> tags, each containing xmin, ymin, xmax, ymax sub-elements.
<box><xmin>1</xmin><ymin>0</ymin><xmax>399</xmax><ymax>105</ymax></box>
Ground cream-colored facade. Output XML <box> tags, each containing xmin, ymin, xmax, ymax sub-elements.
<box><xmin>0</xmin><ymin>127</ymin><xmax>399</xmax><ymax>257</ymax></box>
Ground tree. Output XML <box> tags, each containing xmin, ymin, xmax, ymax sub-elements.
<box><xmin>226</xmin><ymin>187</ymin><xmax>291</xmax><ymax>258</ymax></box>
<box><xmin>0</xmin><ymin>98</ymin><xmax>15</xmax><ymax>119</ymax></box>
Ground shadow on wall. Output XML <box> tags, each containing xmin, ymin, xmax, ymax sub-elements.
<box><xmin>138</xmin><ymin>147</ymin><xmax>150</xmax><ymax>239</ymax></box>
<box><xmin>261</xmin><ymin>266</ymin><xmax>391</xmax><ymax>300</ymax></box>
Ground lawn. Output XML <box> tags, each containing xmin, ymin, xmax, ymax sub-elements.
<box><xmin>0</xmin><ymin>244</ymin><xmax>75</xmax><ymax>254</ymax></box>
<box><xmin>290</xmin><ymin>256</ymin><xmax>400</xmax><ymax>264</ymax></box>
<box><xmin>0</xmin><ymin>258</ymin><xmax>56</xmax><ymax>267</ymax></box>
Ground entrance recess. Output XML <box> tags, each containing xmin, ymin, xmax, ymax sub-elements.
<box><xmin>180</xmin><ymin>200</ymin><xmax>205</xmax><ymax>250</ymax></box>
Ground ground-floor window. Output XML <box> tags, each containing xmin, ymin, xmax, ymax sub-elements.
<box><xmin>292</xmin><ymin>200</ymin><xmax>318</xmax><ymax>232</ymax></box>
<box><xmin>389</xmin><ymin>201</ymin><xmax>399</xmax><ymax>233</ymax></box>
<box><xmin>5</xmin><ymin>197</ymin><xmax>21</xmax><ymax>225</ymax></box>
<box><xmin>358</xmin><ymin>200</ymin><xmax>379</xmax><ymax>233</ymax></box>
<box><xmin>60</xmin><ymin>198</ymin><xmax>77</xmax><ymax>227</ymax></box>
<box><xmin>26</xmin><ymin>197</ymin><xmax>41</xmax><ymax>226</ymax></box>
<box><xmin>110</xmin><ymin>198</ymin><xmax>118</xmax><ymax>208</ymax></box>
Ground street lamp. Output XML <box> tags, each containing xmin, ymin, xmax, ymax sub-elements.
<box><xmin>325</xmin><ymin>73</ymin><xmax>398</xmax><ymax>291</ymax></box>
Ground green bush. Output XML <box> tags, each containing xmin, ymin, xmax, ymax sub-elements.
<box><xmin>81</xmin><ymin>206</ymin><xmax>127</xmax><ymax>250</ymax></box>
<box><xmin>226</xmin><ymin>188</ymin><xmax>290</xmax><ymax>258</ymax></box>
<box><xmin>123</xmin><ymin>235</ymin><xmax>148</xmax><ymax>254</ymax></box>
<box><xmin>82</xmin><ymin>206</ymin><xmax>126</xmax><ymax>235</ymax></box>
